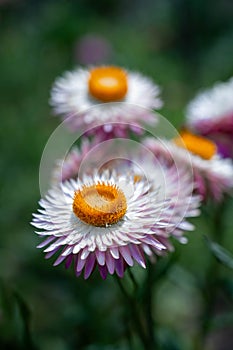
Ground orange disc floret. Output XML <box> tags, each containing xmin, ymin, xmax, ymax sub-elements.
<box><xmin>88</xmin><ymin>66</ymin><xmax>128</xmax><ymax>102</ymax></box>
<box><xmin>72</xmin><ymin>182</ymin><xmax>127</xmax><ymax>227</ymax></box>
<box><xmin>174</xmin><ymin>129</ymin><xmax>217</xmax><ymax>160</ymax></box>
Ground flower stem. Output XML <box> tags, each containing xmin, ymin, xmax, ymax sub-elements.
<box><xmin>128</xmin><ymin>268</ymin><xmax>138</xmax><ymax>291</ymax></box>
<box><xmin>144</xmin><ymin>262</ymin><xmax>157</xmax><ymax>347</ymax></box>
<box><xmin>197</xmin><ymin>199</ymin><xmax>228</xmax><ymax>349</ymax></box>
<box><xmin>114</xmin><ymin>271</ymin><xmax>157</xmax><ymax>350</ymax></box>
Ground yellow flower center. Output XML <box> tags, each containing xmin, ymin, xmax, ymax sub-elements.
<box><xmin>73</xmin><ymin>182</ymin><xmax>127</xmax><ymax>227</ymax></box>
<box><xmin>88</xmin><ymin>66</ymin><xmax>128</xmax><ymax>102</ymax></box>
<box><xmin>174</xmin><ymin>129</ymin><xmax>216</xmax><ymax>160</ymax></box>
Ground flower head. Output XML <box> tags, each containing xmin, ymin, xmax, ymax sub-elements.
<box><xmin>185</xmin><ymin>78</ymin><xmax>233</xmax><ymax>158</ymax></box>
<box><xmin>144</xmin><ymin>132</ymin><xmax>233</xmax><ymax>202</ymax></box>
<box><xmin>32</xmin><ymin>163</ymin><xmax>200</xmax><ymax>279</ymax></box>
<box><xmin>50</xmin><ymin>65</ymin><xmax>163</xmax><ymax>136</ymax></box>
<box><xmin>52</xmin><ymin>138</ymin><xmax>96</xmax><ymax>184</ymax></box>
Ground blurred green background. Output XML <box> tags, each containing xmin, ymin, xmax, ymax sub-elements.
<box><xmin>1</xmin><ymin>1</ymin><xmax>233</xmax><ymax>349</ymax></box>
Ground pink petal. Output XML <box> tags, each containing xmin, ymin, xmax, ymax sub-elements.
<box><xmin>76</xmin><ymin>253</ymin><xmax>86</xmax><ymax>272</ymax></box>
<box><xmin>98</xmin><ymin>265</ymin><xmax>108</xmax><ymax>280</ymax></box>
<box><xmin>37</xmin><ymin>236</ymin><xmax>55</xmax><ymax>248</ymax></box>
<box><xmin>65</xmin><ymin>254</ymin><xmax>73</xmax><ymax>269</ymax></box>
<box><xmin>105</xmin><ymin>251</ymin><xmax>115</xmax><ymax>274</ymax></box>
<box><xmin>45</xmin><ymin>247</ymin><xmax>60</xmax><ymax>259</ymax></box>
<box><xmin>84</xmin><ymin>253</ymin><xmax>96</xmax><ymax>279</ymax></box>
<box><xmin>95</xmin><ymin>250</ymin><xmax>105</xmax><ymax>266</ymax></box>
<box><xmin>129</xmin><ymin>244</ymin><xmax>146</xmax><ymax>268</ymax></box>
<box><xmin>119</xmin><ymin>246</ymin><xmax>134</xmax><ymax>266</ymax></box>
<box><xmin>115</xmin><ymin>257</ymin><xmax>124</xmax><ymax>278</ymax></box>
<box><xmin>53</xmin><ymin>254</ymin><xmax>67</xmax><ymax>266</ymax></box>
<box><xmin>110</xmin><ymin>247</ymin><xmax>119</xmax><ymax>259</ymax></box>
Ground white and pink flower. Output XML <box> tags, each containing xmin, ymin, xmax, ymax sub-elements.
<box><xmin>186</xmin><ymin>78</ymin><xmax>233</xmax><ymax>158</ymax></box>
<box><xmin>50</xmin><ymin>65</ymin><xmax>163</xmax><ymax>136</ymax></box>
<box><xmin>32</xmin><ymin>159</ymin><xmax>200</xmax><ymax>279</ymax></box>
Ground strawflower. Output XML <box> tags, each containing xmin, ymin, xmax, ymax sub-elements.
<box><xmin>185</xmin><ymin>78</ymin><xmax>233</xmax><ymax>158</ymax></box>
<box><xmin>144</xmin><ymin>130</ymin><xmax>233</xmax><ymax>202</ymax></box>
<box><xmin>32</xmin><ymin>162</ymin><xmax>200</xmax><ymax>279</ymax></box>
<box><xmin>50</xmin><ymin>65</ymin><xmax>163</xmax><ymax>136</ymax></box>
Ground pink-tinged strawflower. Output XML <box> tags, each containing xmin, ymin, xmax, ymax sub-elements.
<box><xmin>50</xmin><ymin>65</ymin><xmax>163</xmax><ymax>135</ymax></box>
<box><xmin>52</xmin><ymin>138</ymin><xmax>95</xmax><ymax>184</ymax></box>
<box><xmin>185</xmin><ymin>78</ymin><xmax>233</xmax><ymax>158</ymax></box>
<box><xmin>51</xmin><ymin>136</ymin><xmax>116</xmax><ymax>185</ymax></box>
<box><xmin>31</xmin><ymin>165</ymin><xmax>200</xmax><ymax>279</ymax></box>
<box><xmin>144</xmin><ymin>130</ymin><xmax>233</xmax><ymax>202</ymax></box>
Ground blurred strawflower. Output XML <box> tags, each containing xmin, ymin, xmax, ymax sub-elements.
<box><xmin>52</xmin><ymin>138</ymin><xmax>97</xmax><ymax>184</ymax></box>
<box><xmin>50</xmin><ymin>65</ymin><xmax>163</xmax><ymax>135</ymax></box>
<box><xmin>186</xmin><ymin>77</ymin><xmax>233</xmax><ymax>158</ymax></box>
<box><xmin>144</xmin><ymin>129</ymin><xmax>233</xmax><ymax>202</ymax></box>
<box><xmin>31</xmin><ymin>159</ymin><xmax>200</xmax><ymax>279</ymax></box>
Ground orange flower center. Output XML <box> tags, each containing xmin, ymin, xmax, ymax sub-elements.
<box><xmin>174</xmin><ymin>129</ymin><xmax>216</xmax><ymax>160</ymax></box>
<box><xmin>73</xmin><ymin>182</ymin><xmax>127</xmax><ymax>227</ymax></box>
<box><xmin>88</xmin><ymin>66</ymin><xmax>128</xmax><ymax>102</ymax></box>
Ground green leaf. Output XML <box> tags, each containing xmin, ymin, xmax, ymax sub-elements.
<box><xmin>205</xmin><ymin>236</ymin><xmax>233</xmax><ymax>269</ymax></box>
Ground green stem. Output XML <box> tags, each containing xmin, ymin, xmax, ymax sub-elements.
<box><xmin>114</xmin><ymin>276</ymin><xmax>148</xmax><ymax>348</ymax></box>
<box><xmin>143</xmin><ymin>262</ymin><xmax>156</xmax><ymax>348</ymax></box>
<box><xmin>196</xmin><ymin>200</ymin><xmax>227</xmax><ymax>349</ymax></box>
<box><xmin>123</xmin><ymin>313</ymin><xmax>134</xmax><ymax>350</ymax></box>
<box><xmin>128</xmin><ymin>268</ymin><xmax>138</xmax><ymax>291</ymax></box>
<box><xmin>114</xmin><ymin>272</ymin><xmax>156</xmax><ymax>350</ymax></box>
